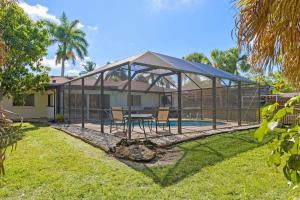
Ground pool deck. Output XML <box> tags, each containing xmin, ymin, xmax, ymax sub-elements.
<box><xmin>52</xmin><ymin>120</ymin><xmax>259</xmax><ymax>152</ymax></box>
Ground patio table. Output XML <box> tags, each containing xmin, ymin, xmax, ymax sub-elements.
<box><xmin>123</xmin><ymin>114</ymin><xmax>154</xmax><ymax>136</ymax></box>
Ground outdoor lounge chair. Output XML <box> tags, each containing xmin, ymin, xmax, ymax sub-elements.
<box><xmin>110</xmin><ymin>107</ymin><xmax>126</xmax><ymax>133</ymax></box>
<box><xmin>152</xmin><ymin>107</ymin><xmax>171</xmax><ymax>133</ymax></box>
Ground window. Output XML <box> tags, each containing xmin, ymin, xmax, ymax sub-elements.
<box><xmin>47</xmin><ymin>94</ymin><xmax>54</xmax><ymax>107</ymax></box>
<box><xmin>89</xmin><ymin>94</ymin><xmax>110</xmax><ymax>109</ymax></box>
<box><xmin>128</xmin><ymin>95</ymin><xmax>141</xmax><ymax>106</ymax></box>
<box><xmin>13</xmin><ymin>94</ymin><xmax>34</xmax><ymax>106</ymax></box>
<box><xmin>161</xmin><ymin>95</ymin><xmax>172</xmax><ymax>106</ymax></box>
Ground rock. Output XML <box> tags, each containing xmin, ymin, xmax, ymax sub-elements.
<box><xmin>114</xmin><ymin>139</ymin><xmax>157</xmax><ymax>161</ymax></box>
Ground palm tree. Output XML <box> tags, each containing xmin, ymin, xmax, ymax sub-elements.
<box><xmin>184</xmin><ymin>48</ymin><xmax>250</xmax><ymax>75</ymax></box>
<box><xmin>104</xmin><ymin>68</ymin><xmax>128</xmax><ymax>81</ymax></box>
<box><xmin>235</xmin><ymin>0</ymin><xmax>300</xmax><ymax>86</ymax></box>
<box><xmin>210</xmin><ymin>48</ymin><xmax>250</xmax><ymax>75</ymax></box>
<box><xmin>79</xmin><ymin>61</ymin><xmax>96</xmax><ymax>75</ymax></box>
<box><xmin>184</xmin><ymin>48</ymin><xmax>250</xmax><ymax>87</ymax></box>
<box><xmin>46</xmin><ymin>12</ymin><xmax>88</xmax><ymax>77</ymax></box>
<box><xmin>183</xmin><ymin>52</ymin><xmax>212</xmax><ymax>65</ymax></box>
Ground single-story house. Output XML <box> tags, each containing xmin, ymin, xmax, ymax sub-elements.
<box><xmin>0</xmin><ymin>76</ymin><xmax>175</xmax><ymax>121</ymax></box>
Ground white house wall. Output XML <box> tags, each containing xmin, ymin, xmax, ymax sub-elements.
<box><xmin>66</xmin><ymin>89</ymin><xmax>160</xmax><ymax>109</ymax></box>
<box><xmin>1</xmin><ymin>92</ymin><xmax>48</xmax><ymax>120</ymax></box>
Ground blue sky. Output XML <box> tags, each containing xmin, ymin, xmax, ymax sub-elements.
<box><xmin>19</xmin><ymin>0</ymin><xmax>237</xmax><ymax>76</ymax></box>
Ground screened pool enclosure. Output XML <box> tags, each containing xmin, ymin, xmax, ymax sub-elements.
<box><xmin>56</xmin><ymin>51</ymin><xmax>260</xmax><ymax>139</ymax></box>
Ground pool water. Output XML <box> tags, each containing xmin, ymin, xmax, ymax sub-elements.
<box><xmin>130</xmin><ymin>120</ymin><xmax>225</xmax><ymax>127</ymax></box>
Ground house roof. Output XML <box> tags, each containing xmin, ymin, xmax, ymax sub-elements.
<box><xmin>49</xmin><ymin>76</ymin><xmax>74</xmax><ymax>86</ymax></box>
<box><xmin>64</xmin><ymin>51</ymin><xmax>253</xmax><ymax>84</ymax></box>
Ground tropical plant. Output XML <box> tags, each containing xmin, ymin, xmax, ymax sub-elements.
<box><xmin>79</xmin><ymin>61</ymin><xmax>96</xmax><ymax>75</ymax></box>
<box><xmin>254</xmin><ymin>97</ymin><xmax>300</xmax><ymax>185</ymax></box>
<box><xmin>0</xmin><ymin>109</ymin><xmax>23</xmax><ymax>175</ymax></box>
<box><xmin>55</xmin><ymin>113</ymin><xmax>64</xmax><ymax>123</ymax></box>
<box><xmin>184</xmin><ymin>48</ymin><xmax>250</xmax><ymax>87</ymax></box>
<box><xmin>105</xmin><ymin>68</ymin><xmax>128</xmax><ymax>81</ymax></box>
<box><xmin>0</xmin><ymin>1</ymin><xmax>50</xmax><ymax>102</ymax></box>
<box><xmin>183</xmin><ymin>52</ymin><xmax>212</xmax><ymax>65</ymax></box>
<box><xmin>249</xmin><ymin>71</ymin><xmax>294</xmax><ymax>94</ymax></box>
<box><xmin>235</xmin><ymin>0</ymin><xmax>300</xmax><ymax>192</ymax></box>
<box><xmin>211</xmin><ymin>48</ymin><xmax>250</xmax><ymax>75</ymax></box>
<box><xmin>184</xmin><ymin>48</ymin><xmax>250</xmax><ymax>75</ymax></box>
<box><xmin>46</xmin><ymin>12</ymin><xmax>88</xmax><ymax>77</ymax></box>
<box><xmin>135</xmin><ymin>74</ymin><xmax>148</xmax><ymax>83</ymax></box>
<box><xmin>235</xmin><ymin>0</ymin><xmax>300</xmax><ymax>87</ymax></box>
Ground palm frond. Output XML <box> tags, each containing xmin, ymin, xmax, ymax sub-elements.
<box><xmin>235</xmin><ymin>0</ymin><xmax>300</xmax><ymax>86</ymax></box>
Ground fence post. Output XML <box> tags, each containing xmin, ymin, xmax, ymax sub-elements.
<box><xmin>68</xmin><ymin>82</ymin><xmax>71</xmax><ymax>124</ymax></box>
<box><xmin>177</xmin><ymin>72</ymin><xmax>182</xmax><ymax>134</ymax></box>
<box><xmin>100</xmin><ymin>73</ymin><xmax>104</xmax><ymax>133</ymax></box>
<box><xmin>238</xmin><ymin>81</ymin><xmax>242</xmax><ymax>126</ymax></box>
<box><xmin>81</xmin><ymin>78</ymin><xmax>85</xmax><ymax>128</ymax></box>
<box><xmin>212</xmin><ymin>77</ymin><xmax>217</xmax><ymax>129</ymax></box>
<box><xmin>128</xmin><ymin>64</ymin><xmax>132</xmax><ymax>139</ymax></box>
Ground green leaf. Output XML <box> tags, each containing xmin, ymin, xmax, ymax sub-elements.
<box><xmin>269</xmin><ymin>151</ymin><xmax>281</xmax><ymax>166</ymax></box>
<box><xmin>254</xmin><ymin>120</ymin><xmax>269</xmax><ymax>142</ymax></box>
<box><xmin>273</xmin><ymin>108</ymin><xmax>287</xmax><ymax>121</ymax></box>
<box><xmin>281</xmin><ymin>140</ymin><xmax>294</xmax><ymax>153</ymax></box>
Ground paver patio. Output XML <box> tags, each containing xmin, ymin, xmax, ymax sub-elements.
<box><xmin>52</xmin><ymin>122</ymin><xmax>259</xmax><ymax>152</ymax></box>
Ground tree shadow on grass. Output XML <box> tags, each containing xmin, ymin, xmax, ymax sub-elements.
<box><xmin>20</xmin><ymin>122</ymin><xmax>49</xmax><ymax>133</ymax></box>
<box><xmin>121</xmin><ymin>129</ymin><xmax>276</xmax><ymax>187</ymax></box>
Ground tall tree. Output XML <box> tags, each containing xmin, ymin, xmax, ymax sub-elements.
<box><xmin>184</xmin><ymin>48</ymin><xmax>250</xmax><ymax>87</ymax></box>
<box><xmin>210</xmin><ymin>48</ymin><xmax>250</xmax><ymax>75</ymax></box>
<box><xmin>236</xmin><ymin>0</ymin><xmax>300</xmax><ymax>87</ymax></box>
<box><xmin>0</xmin><ymin>0</ymin><xmax>49</xmax><ymax>175</ymax></box>
<box><xmin>183</xmin><ymin>52</ymin><xmax>212</xmax><ymax>65</ymax></box>
<box><xmin>105</xmin><ymin>68</ymin><xmax>128</xmax><ymax>81</ymax></box>
<box><xmin>0</xmin><ymin>1</ymin><xmax>50</xmax><ymax>101</ymax></box>
<box><xmin>184</xmin><ymin>48</ymin><xmax>250</xmax><ymax>75</ymax></box>
<box><xmin>46</xmin><ymin>12</ymin><xmax>88</xmax><ymax>77</ymax></box>
<box><xmin>79</xmin><ymin>61</ymin><xmax>96</xmax><ymax>75</ymax></box>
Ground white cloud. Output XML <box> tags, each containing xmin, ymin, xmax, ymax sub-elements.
<box><xmin>19</xmin><ymin>1</ymin><xmax>86</xmax><ymax>29</ymax></box>
<box><xmin>83</xmin><ymin>56</ymin><xmax>91</xmax><ymax>61</ymax></box>
<box><xmin>66</xmin><ymin>69</ymin><xmax>80</xmax><ymax>76</ymax></box>
<box><xmin>87</xmin><ymin>25</ymin><xmax>99</xmax><ymax>31</ymax></box>
<box><xmin>148</xmin><ymin>0</ymin><xmax>199</xmax><ymax>11</ymax></box>
<box><xmin>41</xmin><ymin>57</ymin><xmax>70</xmax><ymax>69</ymax></box>
<box><xmin>76</xmin><ymin>22</ymin><xmax>85</xmax><ymax>29</ymax></box>
<box><xmin>18</xmin><ymin>1</ymin><xmax>59</xmax><ymax>23</ymax></box>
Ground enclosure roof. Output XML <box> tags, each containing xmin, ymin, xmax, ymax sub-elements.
<box><xmin>66</xmin><ymin>51</ymin><xmax>253</xmax><ymax>84</ymax></box>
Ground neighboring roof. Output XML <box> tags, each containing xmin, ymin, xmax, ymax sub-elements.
<box><xmin>65</xmin><ymin>51</ymin><xmax>253</xmax><ymax>84</ymax></box>
<box><xmin>49</xmin><ymin>76</ymin><xmax>74</xmax><ymax>86</ymax></box>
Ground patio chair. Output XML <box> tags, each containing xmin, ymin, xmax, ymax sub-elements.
<box><xmin>152</xmin><ymin>107</ymin><xmax>171</xmax><ymax>134</ymax></box>
<box><xmin>110</xmin><ymin>107</ymin><xmax>126</xmax><ymax>133</ymax></box>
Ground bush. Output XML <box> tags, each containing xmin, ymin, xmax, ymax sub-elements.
<box><xmin>55</xmin><ymin>114</ymin><xmax>64</xmax><ymax>123</ymax></box>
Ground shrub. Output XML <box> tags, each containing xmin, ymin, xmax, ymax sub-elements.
<box><xmin>55</xmin><ymin>114</ymin><xmax>64</xmax><ymax>123</ymax></box>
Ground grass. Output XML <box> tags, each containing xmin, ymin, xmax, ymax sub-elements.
<box><xmin>139</xmin><ymin>129</ymin><xmax>276</xmax><ymax>187</ymax></box>
<box><xmin>0</xmin><ymin>123</ymin><xmax>291</xmax><ymax>199</ymax></box>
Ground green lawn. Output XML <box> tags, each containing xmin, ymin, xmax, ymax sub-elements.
<box><xmin>0</xmin><ymin>123</ymin><xmax>290</xmax><ymax>199</ymax></box>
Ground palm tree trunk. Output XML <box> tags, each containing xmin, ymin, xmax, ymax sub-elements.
<box><xmin>61</xmin><ymin>58</ymin><xmax>65</xmax><ymax>77</ymax></box>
